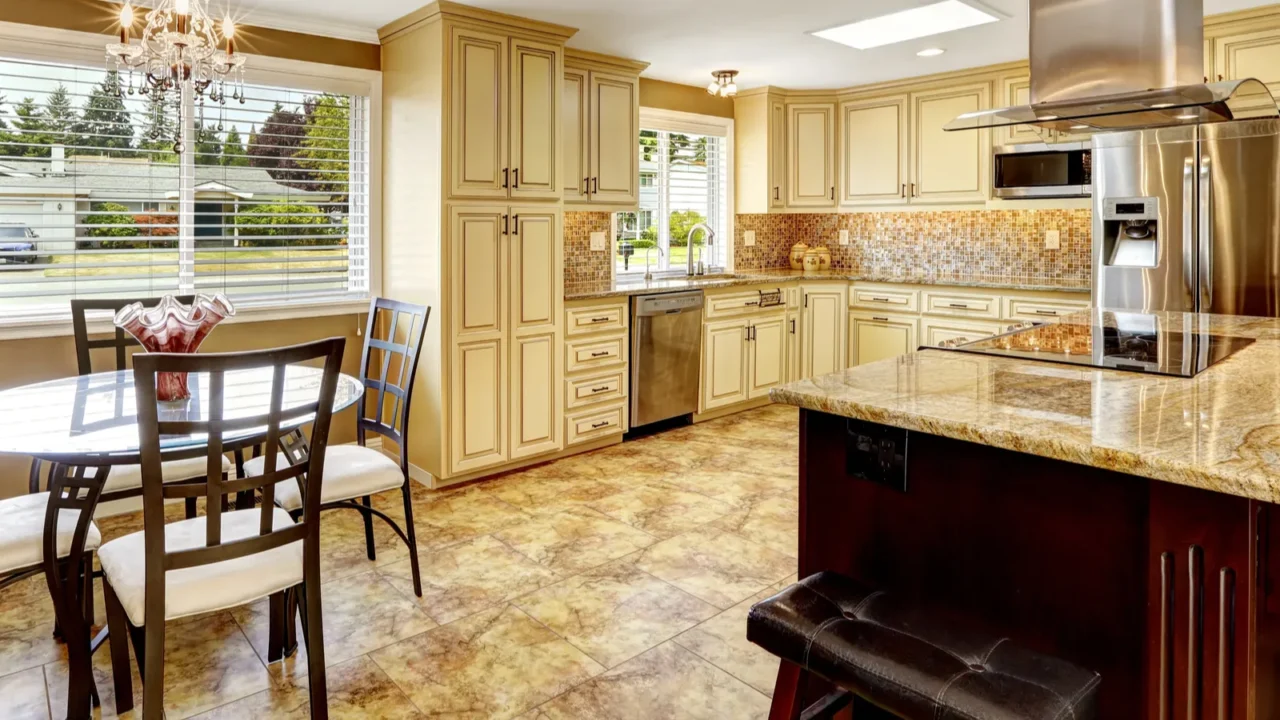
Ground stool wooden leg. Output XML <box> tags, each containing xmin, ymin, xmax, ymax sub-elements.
<box><xmin>770</xmin><ymin>661</ymin><xmax>807</xmax><ymax>720</ymax></box>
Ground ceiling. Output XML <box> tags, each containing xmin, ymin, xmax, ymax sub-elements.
<box><xmin>230</xmin><ymin>0</ymin><xmax>1276</xmax><ymax>90</ymax></box>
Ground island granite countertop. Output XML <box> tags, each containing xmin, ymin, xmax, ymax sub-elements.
<box><xmin>565</xmin><ymin>269</ymin><xmax>1090</xmax><ymax>301</ymax></box>
<box><xmin>770</xmin><ymin>310</ymin><xmax>1280</xmax><ymax>504</ymax></box>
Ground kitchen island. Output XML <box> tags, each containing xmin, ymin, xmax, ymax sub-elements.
<box><xmin>768</xmin><ymin>311</ymin><xmax>1280</xmax><ymax>719</ymax></box>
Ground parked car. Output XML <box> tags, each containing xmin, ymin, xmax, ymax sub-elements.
<box><xmin>0</xmin><ymin>224</ymin><xmax>38</xmax><ymax>264</ymax></box>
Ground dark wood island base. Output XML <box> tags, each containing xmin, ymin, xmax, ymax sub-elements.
<box><xmin>775</xmin><ymin>408</ymin><xmax>1280</xmax><ymax>719</ymax></box>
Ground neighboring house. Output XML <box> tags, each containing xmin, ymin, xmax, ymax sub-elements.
<box><xmin>0</xmin><ymin>148</ymin><xmax>337</xmax><ymax>252</ymax></box>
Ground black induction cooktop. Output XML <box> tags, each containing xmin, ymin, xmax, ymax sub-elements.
<box><xmin>934</xmin><ymin>315</ymin><xmax>1255</xmax><ymax>378</ymax></box>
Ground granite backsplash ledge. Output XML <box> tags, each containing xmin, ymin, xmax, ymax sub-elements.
<box><xmin>735</xmin><ymin>209</ymin><xmax>1093</xmax><ymax>287</ymax></box>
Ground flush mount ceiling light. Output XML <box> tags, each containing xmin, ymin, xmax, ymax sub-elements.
<box><xmin>707</xmin><ymin>70</ymin><xmax>739</xmax><ymax>97</ymax></box>
<box><xmin>813</xmin><ymin>0</ymin><xmax>1000</xmax><ymax>50</ymax></box>
<box><xmin>916</xmin><ymin>47</ymin><xmax>946</xmax><ymax>57</ymax></box>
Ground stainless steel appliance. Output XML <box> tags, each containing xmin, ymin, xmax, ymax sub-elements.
<box><xmin>1093</xmin><ymin>120</ymin><xmax>1280</xmax><ymax>315</ymax></box>
<box><xmin>936</xmin><ymin>311</ymin><xmax>1254</xmax><ymax>377</ymax></box>
<box><xmin>992</xmin><ymin>142</ymin><xmax>1091</xmax><ymax>199</ymax></box>
<box><xmin>944</xmin><ymin>0</ymin><xmax>1277</xmax><ymax>134</ymax></box>
<box><xmin>630</xmin><ymin>291</ymin><xmax>704</xmax><ymax>428</ymax></box>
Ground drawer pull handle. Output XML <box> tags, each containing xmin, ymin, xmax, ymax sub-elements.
<box><xmin>590</xmin><ymin>351</ymin><xmax>611</xmax><ymax>358</ymax></box>
<box><xmin>589</xmin><ymin>316</ymin><xmax>611</xmax><ymax>323</ymax></box>
<box><xmin>873</xmin><ymin>316</ymin><xmax>889</xmax><ymax>322</ymax></box>
<box><xmin>1033</xmin><ymin>309</ymin><xmax>1059</xmax><ymax>316</ymax></box>
<box><xmin>744</xmin><ymin>300</ymin><xmax>760</xmax><ymax>306</ymax></box>
<box><xmin>948</xmin><ymin>303</ymin><xmax>971</xmax><ymax>309</ymax></box>
<box><xmin>590</xmin><ymin>385</ymin><xmax>611</xmax><ymax>393</ymax></box>
<box><xmin>870</xmin><ymin>296</ymin><xmax>891</xmax><ymax>303</ymax></box>
<box><xmin>590</xmin><ymin>420</ymin><xmax>611</xmax><ymax>429</ymax></box>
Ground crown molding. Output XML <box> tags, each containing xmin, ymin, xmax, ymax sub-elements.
<box><xmin>379</xmin><ymin>0</ymin><xmax>577</xmax><ymax>44</ymax></box>
<box><xmin>102</xmin><ymin>0</ymin><xmax>381</xmax><ymax>44</ymax></box>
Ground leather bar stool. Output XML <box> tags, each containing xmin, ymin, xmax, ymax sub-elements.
<box><xmin>748</xmin><ymin>572</ymin><xmax>1101</xmax><ymax>720</ymax></box>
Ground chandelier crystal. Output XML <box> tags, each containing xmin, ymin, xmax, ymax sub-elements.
<box><xmin>106</xmin><ymin>1</ymin><xmax>247</xmax><ymax>152</ymax></box>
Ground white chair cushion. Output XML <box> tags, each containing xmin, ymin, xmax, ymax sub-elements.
<box><xmin>101</xmin><ymin>455</ymin><xmax>233</xmax><ymax>494</ymax></box>
<box><xmin>0</xmin><ymin>492</ymin><xmax>102</xmax><ymax>575</ymax></box>
<box><xmin>242</xmin><ymin>445</ymin><xmax>405</xmax><ymax>512</ymax></box>
<box><xmin>97</xmin><ymin>507</ymin><xmax>302</xmax><ymax>626</ymax></box>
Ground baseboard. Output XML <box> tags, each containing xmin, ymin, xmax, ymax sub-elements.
<box><xmin>692</xmin><ymin>396</ymin><xmax>773</xmax><ymax>423</ymax></box>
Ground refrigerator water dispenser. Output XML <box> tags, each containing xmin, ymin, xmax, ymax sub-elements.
<box><xmin>1101</xmin><ymin>197</ymin><xmax>1160</xmax><ymax>268</ymax></box>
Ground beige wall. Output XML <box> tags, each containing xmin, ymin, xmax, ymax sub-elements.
<box><xmin>0</xmin><ymin>313</ymin><xmax>367</xmax><ymax>498</ymax></box>
<box><xmin>640</xmin><ymin>78</ymin><xmax>734</xmax><ymax>118</ymax></box>
<box><xmin>0</xmin><ymin>0</ymin><xmax>381</xmax><ymax>70</ymax></box>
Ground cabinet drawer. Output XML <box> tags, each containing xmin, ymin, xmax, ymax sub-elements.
<box><xmin>851</xmin><ymin>285</ymin><xmax>919</xmax><ymax>312</ymax></box>
<box><xmin>566</xmin><ymin>370</ymin><xmax>626</xmax><ymax>409</ymax></box>
<box><xmin>1002</xmin><ymin>296</ymin><xmax>1089</xmax><ymax>323</ymax></box>
<box><xmin>705</xmin><ymin>288</ymin><xmax>785</xmax><ymax>318</ymax></box>
<box><xmin>922</xmin><ymin>290</ymin><xmax>1001</xmax><ymax>319</ymax></box>
<box><xmin>920</xmin><ymin>317</ymin><xmax>1009</xmax><ymax>348</ymax></box>
<box><xmin>567</xmin><ymin>335</ymin><xmax>626</xmax><ymax>373</ymax></box>
<box><xmin>566</xmin><ymin>401</ymin><xmax>626</xmax><ymax>445</ymax></box>
<box><xmin>566</xmin><ymin>303</ymin><xmax>627</xmax><ymax>336</ymax></box>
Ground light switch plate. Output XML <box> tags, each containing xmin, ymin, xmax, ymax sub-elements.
<box><xmin>1044</xmin><ymin>230</ymin><xmax>1060</xmax><ymax>250</ymax></box>
<box><xmin>744</xmin><ymin>230</ymin><xmax>756</xmax><ymax>246</ymax></box>
<box><xmin>590</xmin><ymin>231</ymin><xmax>606</xmax><ymax>251</ymax></box>
<box><xmin>839</xmin><ymin>229</ymin><xmax>850</xmax><ymax>246</ymax></box>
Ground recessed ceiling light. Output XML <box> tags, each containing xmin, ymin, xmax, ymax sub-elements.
<box><xmin>917</xmin><ymin>47</ymin><xmax>946</xmax><ymax>57</ymax></box>
<box><xmin>813</xmin><ymin>1</ymin><xmax>1000</xmax><ymax>51</ymax></box>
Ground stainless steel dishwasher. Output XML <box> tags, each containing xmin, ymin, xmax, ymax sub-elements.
<box><xmin>630</xmin><ymin>290</ymin><xmax>704</xmax><ymax>429</ymax></box>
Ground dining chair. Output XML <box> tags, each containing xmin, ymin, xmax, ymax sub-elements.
<box><xmin>28</xmin><ymin>297</ymin><xmax>233</xmax><ymax>519</ymax></box>
<box><xmin>100</xmin><ymin>338</ymin><xmax>345</xmax><ymax>719</ymax></box>
<box><xmin>243</xmin><ymin>298</ymin><xmax>430</xmax><ymax>597</ymax></box>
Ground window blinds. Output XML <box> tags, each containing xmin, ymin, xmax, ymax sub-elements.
<box><xmin>0</xmin><ymin>55</ymin><xmax>370</xmax><ymax>317</ymax></box>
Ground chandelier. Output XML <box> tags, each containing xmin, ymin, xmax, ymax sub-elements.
<box><xmin>706</xmin><ymin>70</ymin><xmax>739</xmax><ymax>98</ymax></box>
<box><xmin>106</xmin><ymin>1</ymin><xmax>247</xmax><ymax>152</ymax></box>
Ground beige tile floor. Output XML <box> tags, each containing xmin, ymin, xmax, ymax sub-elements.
<box><xmin>0</xmin><ymin>404</ymin><xmax>801</xmax><ymax>719</ymax></box>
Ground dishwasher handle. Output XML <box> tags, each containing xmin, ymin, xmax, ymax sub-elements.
<box><xmin>633</xmin><ymin>291</ymin><xmax>705</xmax><ymax>317</ymax></box>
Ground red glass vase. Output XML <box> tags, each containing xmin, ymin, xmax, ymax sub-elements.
<box><xmin>113</xmin><ymin>294</ymin><xmax>236</xmax><ymax>403</ymax></box>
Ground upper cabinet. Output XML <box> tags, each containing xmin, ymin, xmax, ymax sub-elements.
<box><xmin>1212</xmin><ymin>26</ymin><xmax>1280</xmax><ymax>93</ymax></box>
<box><xmin>909</xmin><ymin>82</ymin><xmax>991</xmax><ymax>204</ymax></box>
<box><xmin>733</xmin><ymin>91</ymin><xmax>789</xmax><ymax>213</ymax></box>
<box><xmin>562</xmin><ymin>50</ymin><xmax>648</xmax><ymax>210</ymax></box>
<box><xmin>448</xmin><ymin>26</ymin><xmax>561</xmax><ymax>201</ymax></box>
<box><xmin>840</xmin><ymin>95</ymin><xmax>908</xmax><ymax>206</ymax></box>
<box><xmin>787</xmin><ymin>102</ymin><xmax>838</xmax><ymax>208</ymax></box>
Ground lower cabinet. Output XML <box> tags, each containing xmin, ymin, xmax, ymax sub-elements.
<box><xmin>564</xmin><ymin>297</ymin><xmax>629</xmax><ymax>447</ymax></box>
<box><xmin>849</xmin><ymin>312</ymin><xmax>918</xmax><ymax>367</ymax></box>
<box><xmin>509</xmin><ymin>332</ymin><xmax>561</xmax><ymax>461</ymax></box>
<box><xmin>802</xmin><ymin>283</ymin><xmax>849</xmax><ymax>378</ymax></box>
<box><xmin>920</xmin><ymin>317</ymin><xmax>1009</xmax><ymax>348</ymax></box>
<box><xmin>749</xmin><ymin>314</ymin><xmax>788</xmax><ymax>399</ymax></box>
<box><xmin>701</xmin><ymin>311</ymin><xmax>788</xmax><ymax>413</ymax></box>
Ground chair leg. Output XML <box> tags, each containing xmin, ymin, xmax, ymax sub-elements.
<box><xmin>400</xmin><ymin>482</ymin><xmax>422</xmax><ymax>597</ymax></box>
<box><xmin>267</xmin><ymin>591</ymin><xmax>284</xmax><ymax>663</ymax></box>
<box><xmin>142</xmin><ymin>614</ymin><xmax>165</xmax><ymax>720</ymax></box>
<box><xmin>184</xmin><ymin>497</ymin><xmax>197</xmax><ymax>519</ymax></box>
<box><xmin>300</xmin><ymin>580</ymin><xmax>328</xmax><ymax>720</ymax></box>
<box><xmin>103</xmin><ymin>581</ymin><xmax>135</xmax><ymax>714</ymax></box>
<box><xmin>283</xmin><ymin>587</ymin><xmax>299</xmax><ymax>659</ymax></box>
<box><xmin>361</xmin><ymin>495</ymin><xmax>376</xmax><ymax>561</ymax></box>
<box><xmin>81</xmin><ymin>554</ymin><xmax>95</xmax><ymax>627</ymax></box>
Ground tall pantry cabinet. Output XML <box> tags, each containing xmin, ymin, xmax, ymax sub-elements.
<box><xmin>380</xmin><ymin>2</ymin><xmax>573</xmax><ymax>484</ymax></box>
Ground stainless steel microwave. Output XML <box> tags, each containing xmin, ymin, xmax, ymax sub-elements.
<box><xmin>992</xmin><ymin>141</ymin><xmax>1091</xmax><ymax>199</ymax></box>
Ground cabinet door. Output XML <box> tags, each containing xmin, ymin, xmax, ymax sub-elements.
<box><xmin>510</xmin><ymin>209</ymin><xmax>562</xmax><ymax>335</ymax></box>
<box><xmin>910</xmin><ymin>83</ymin><xmax>990</xmax><ymax>203</ymax></box>
<box><xmin>510</xmin><ymin>332</ymin><xmax>560</xmax><ymax>459</ymax></box>
<box><xmin>702</xmin><ymin>317</ymin><xmax>750</xmax><ymax>411</ymax></box>
<box><xmin>802</xmin><ymin>287</ymin><xmax>847</xmax><ymax>378</ymax></box>
<box><xmin>450</xmin><ymin>28</ymin><xmax>509</xmax><ymax>199</ymax></box>
<box><xmin>840</xmin><ymin>95</ymin><xmax>909</xmax><ymax>206</ymax></box>
<box><xmin>787</xmin><ymin>103</ymin><xmax>837</xmax><ymax>208</ymax></box>
<box><xmin>451</xmin><ymin>338</ymin><xmax>507</xmax><ymax>473</ymax></box>
<box><xmin>509</xmin><ymin>39</ymin><xmax>560</xmax><ymax>201</ymax></box>
<box><xmin>509</xmin><ymin>209</ymin><xmax>563</xmax><ymax>459</ymax></box>
<box><xmin>562</xmin><ymin>67</ymin><xmax>590</xmax><ymax>202</ymax></box>
<box><xmin>921</xmin><ymin>317</ymin><xmax>1004</xmax><ymax>348</ymax></box>
<box><xmin>851</xmin><ymin>313</ymin><xmax>917</xmax><ymax>366</ymax></box>
<box><xmin>450</xmin><ymin>206</ymin><xmax>507</xmax><ymax>341</ymax></box>
<box><xmin>590</xmin><ymin>71</ymin><xmax>640</xmax><ymax>205</ymax></box>
<box><xmin>1213</xmin><ymin>28</ymin><xmax>1280</xmax><ymax>105</ymax></box>
<box><xmin>785</xmin><ymin>311</ymin><xmax>802</xmax><ymax>382</ymax></box>
<box><xmin>749</xmin><ymin>314</ymin><xmax>788</xmax><ymax>399</ymax></box>
<box><xmin>770</xmin><ymin>99</ymin><xmax>787</xmax><ymax>209</ymax></box>
<box><xmin>998</xmin><ymin>75</ymin><xmax>1050</xmax><ymax>145</ymax></box>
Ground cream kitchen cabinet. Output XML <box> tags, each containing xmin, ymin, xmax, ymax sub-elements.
<box><xmin>909</xmin><ymin>82</ymin><xmax>991</xmax><ymax>203</ymax></box>
<box><xmin>996</xmin><ymin>73</ymin><xmax>1086</xmax><ymax>145</ymax></box>
<box><xmin>563</xmin><ymin>50</ymin><xmax>646</xmax><ymax>208</ymax></box>
<box><xmin>801</xmin><ymin>283</ymin><xmax>848</xmax><ymax>378</ymax></box>
<box><xmin>448</xmin><ymin>27</ymin><xmax>561</xmax><ymax>201</ymax></box>
<box><xmin>785</xmin><ymin>286</ymin><xmax>803</xmax><ymax>383</ymax></box>
<box><xmin>920</xmin><ymin>317</ymin><xmax>1007</xmax><ymax>348</ymax></box>
<box><xmin>787</xmin><ymin>102</ymin><xmax>838</xmax><ymax>208</ymax></box>
<box><xmin>564</xmin><ymin>296</ymin><xmax>629</xmax><ymax>447</ymax></box>
<box><xmin>840</xmin><ymin>95</ymin><xmax>909</xmax><ymax>206</ymax></box>
<box><xmin>731</xmin><ymin>91</ymin><xmax>789</xmax><ymax>213</ymax></box>
<box><xmin>1212</xmin><ymin>26</ymin><xmax>1280</xmax><ymax>92</ymax></box>
<box><xmin>748</xmin><ymin>314</ymin><xmax>788</xmax><ymax>399</ymax></box>
<box><xmin>700</xmin><ymin>310</ymin><xmax>788</xmax><ymax>412</ymax></box>
<box><xmin>770</xmin><ymin>100</ymin><xmax>788</xmax><ymax>209</ymax></box>
<box><xmin>849</xmin><ymin>312</ymin><xmax>918</xmax><ymax>367</ymax></box>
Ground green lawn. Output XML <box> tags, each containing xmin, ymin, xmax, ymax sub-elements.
<box><xmin>42</xmin><ymin>248</ymin><xmax>348</xmax><ymax>277</ymax></box>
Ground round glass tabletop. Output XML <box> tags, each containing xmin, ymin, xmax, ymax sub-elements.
<box><xmin>0</xmin><ymin>366</ymin><xmax>364</xmax><ymax>463</ymax></box>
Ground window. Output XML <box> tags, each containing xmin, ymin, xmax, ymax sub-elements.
<box><xmin>0</xmin><ymin>49</ymin><xmax>372</xmax><ymax>321</ymax></box>
<box><xmin>615</xmin><ymin>112</ymin><xmax>730</xmax><ymax>276</ymax></box>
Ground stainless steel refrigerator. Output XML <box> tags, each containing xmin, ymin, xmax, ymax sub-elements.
<box><xmin>1093</xmin><ymin>119</ymin><xmax>1280</xmax><ymax>316</ymax></box>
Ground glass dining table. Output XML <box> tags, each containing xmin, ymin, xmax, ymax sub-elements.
<box><xmin>0</xmin><ymin>365</ymin><xmax>363</xmax><ymax>718</ymax></box>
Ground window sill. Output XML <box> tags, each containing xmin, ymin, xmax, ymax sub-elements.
<box><xmin>0</xmin><ymin>296</ymin><xmax>371</xmax><ymax>342</ymax></box>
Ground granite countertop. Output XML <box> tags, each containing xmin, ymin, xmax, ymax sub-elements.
<box><xmin>564</xmin><ymin>269</ymin><xmax>1090</xmax><ymax>300</ymax></box>
<box><xmin>770</xmin><ymin>310</ymin><xmax>1280</xmax><ymax>503</ymax></box>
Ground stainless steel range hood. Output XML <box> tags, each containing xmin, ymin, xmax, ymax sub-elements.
<box><xmin>945</xmin><ymin>0</ymin><xmax>1278</xmax><ymax>132</ymax></box>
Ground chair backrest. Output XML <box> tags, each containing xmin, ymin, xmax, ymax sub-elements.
<box><xmin>357</xmin><ymin>298</ymin><xmax>430</xmax><ymax>459</ymax></box>
<box><xmin>132</xmin><ymin>338</ymin><xmax>345</xmax><ymax>628</ymax></box>
<box><xmin>71</xmin><ymin>295</ymin><xmax>197</xmax><ymax>375</ymax></box>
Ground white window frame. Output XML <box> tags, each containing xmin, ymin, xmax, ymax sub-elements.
<box><xmin>0</xmin><ymin>20</ymin><xmax>382</xmax><ymax>339</ymax></box>
<box><xmin>614</xmin><ymin>107</ymin><xmax>734</xmax><ymax>280</ymax></box>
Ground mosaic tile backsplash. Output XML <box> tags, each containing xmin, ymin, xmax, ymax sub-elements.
<box><xmin>735</xmin><ymin>209</ymin><xmax>1093</xmax><ymax>287</ymax></box>
<box><xmin>564</xmin><ymin>211</ymin><xmax>613</xmax><ymax>286</ymax></box>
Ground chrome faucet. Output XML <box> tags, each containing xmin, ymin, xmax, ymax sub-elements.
<box><xmin>643</xmin><ymin>245</ymin><xmax>664</xmax><ymax>281</ymax></box>
<box><xmin>686</xmin><ymin>223</ymin><xmax>715</xmax><ymax>276</ymax></box>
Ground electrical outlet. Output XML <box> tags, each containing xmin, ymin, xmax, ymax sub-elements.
<box><xmin>839</xmin><ymin>229</ymin><xmax>850</xmax><ymax>246</ymax></box>
<box><xmin>1045</xmin><ymin>229</ymin><xmax>1060</xmax><ymax>250</ymax></box>
<box><xmin>744</xmin><ymin>230</ymin><xmax>756</xmax><ymax>246</ymax></box>
<box><xmin>590</xmin><ymin>231</ymin><xmax>606</xmax><ymax>251</ymax></box>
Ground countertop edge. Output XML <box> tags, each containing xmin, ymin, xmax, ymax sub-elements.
<box><xmin>565</xmin><ymin>274</ymin><xmax>1091</xmax><ymax>301</ymax></box>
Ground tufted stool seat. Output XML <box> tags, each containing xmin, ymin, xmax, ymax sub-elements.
<box><xmin>748</xmin><ymin>572</ymin><xmax>1100</xmax><ymax>720</ymax></box>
